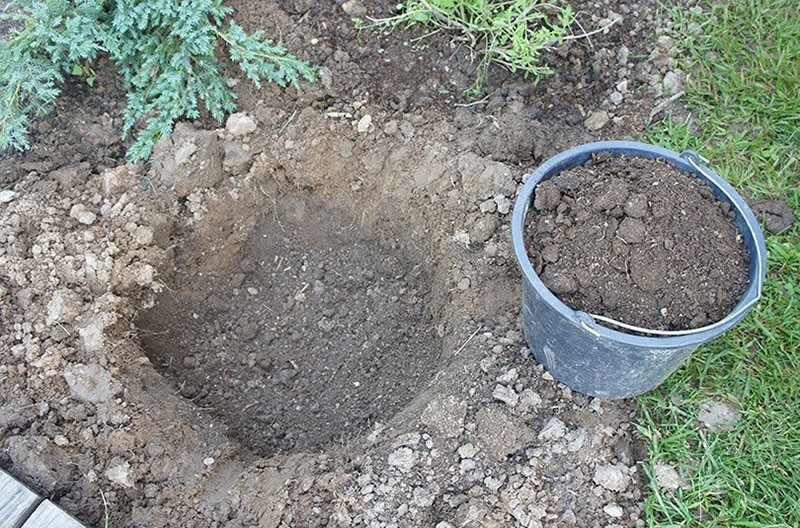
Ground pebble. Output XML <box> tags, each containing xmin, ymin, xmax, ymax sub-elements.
<box><xmin>412</xmin><ymin>485</ymin><xmax>438</xmax><ymax>508</ymax></box>
<box><xmin>617</xmin><ymin>45</ymin><xmax>630</xmax><ymax>65</ymax></box>
<box><xmin>493</xmin><ymin>194</ymin><xmax>512</xmax><ymax>215</ymax></box>
<box><xmin>484</xmin><ymin>475</ymin><xmax>505</xmax><ymax>492</ymax></box>
<box><xmin>387</xmin><ymin>447</ymin><xmax>416</xmax><ymax>472</ymax></box>
<box><xmin>538</xmin><ymin>417</ymin><xmax>567</xmax><ymax>441</ymax></box>
<box><xmin>317</xmin><ymin>66</ymin><xmax>333</xmax><ymax>90</ymax></box>
<box><xmin>609</xmin><ymin>91</ymin><xmax>624</xmax><ymax>106</ymax></box>
<box><xmin>70</xmin><ymin>203</ymin><xmax>97</xmax><ymax>225</ymax></box>
<box><xmin>457</xmin><ymin>443</ymin><xmax>479</xmax><ymax>459</ymax></box>
<box><xmin>593</xmin><ymin>463</ymin><xmax>632</xmax><ymax>492</ymax></box>
<box><xmin>459</xmin><ymin>459</ymin><xmax>477</xmax><ymax>473</ymax></box>
<box><xmin>341</xmin><ymin>0</ymin><xmax>366</xmax><ymax>16</ymax></box>
<box><xmin>0</xmin><ymin>190</ymin><xmax>16</xmax><ymax>203</ymax></box>
<box><xmin>105</xmin><ymin>460</ymin><xmax>134</xmax><ymax>488</ymax></box>
<box><xmin>46</xmin><ymin>289</ymin><xmax>83</xmax><ymax>325</ymax></box>
<box><xmin>63</xmin><ymin>363</ymin><xmax>120</xmax><ymax>403</ymax></box>
<box><xmin>357</xmin><ymin>114</ymin><xmax>373</xmax><ymax>133</ymax></box>
<box><xmin>604</xmin><ymin>503</ymin><xmax>624</xmax><ymax>518</ymax></box>
<box><xmin>479</xmin><ymin>198</ymin><xmax>497</xmax><ymax>214</ymax></box>
<box><xmin>519</xmin><ymin>389</ymin><xmax>542</xmax><ymax>409</ymax></box>
<box><xmin>492</xmin><ymin>384</ymin><xmax>519</xmax><ymax>407</ymax></box>
<box><xmin>226</xmin><ymin>112</ymin><xmax>257</xmax><ymax>137</ymax></box>
<box><xmin>585</xmin><ymin>110</ymin><xmax>610</xmax><ymax>131</ymax></box>
<box><xmin>497</xmin><ymin>368</ymin><xmax>518</xmax><ymax>384</ymax></box>
<box><xmin>383</xmin><ymin>120</ymin><xmax>399</xmax><ymax>135</ymax></box>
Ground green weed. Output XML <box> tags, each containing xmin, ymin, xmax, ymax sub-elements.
<box><xmin>354</xmin><ymin>0</ymin><xmax>574</xmax><ymax>92</ymax></box>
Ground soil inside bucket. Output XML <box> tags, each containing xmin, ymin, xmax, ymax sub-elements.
<box><xmin>524</xmin><ymin>153</ymin><xmax>750</xmax><ymax>331</ymax></box>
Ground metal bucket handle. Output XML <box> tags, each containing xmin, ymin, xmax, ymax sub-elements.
<box><xmin>578</xmin><ymin>150</ymin><xmax>764</xmax><ymax>337</ymax></box>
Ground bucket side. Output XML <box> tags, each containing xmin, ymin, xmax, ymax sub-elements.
<box><xmin>521</xmin><ymin>276</ymin><xmax>697</xmax><ymax>399</ymax></box>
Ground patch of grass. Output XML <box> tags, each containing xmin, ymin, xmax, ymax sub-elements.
<box><xmin>640</xmin><ymin>1</ymin><xmax>800</xmax><ymax>526</ymax></box>
<box><xmin>354</xmin><ymin>0</ymin><xmax>574</xmax><ymax>93</ymax></box>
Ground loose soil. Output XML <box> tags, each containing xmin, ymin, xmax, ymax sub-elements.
<box><xmin>137</xmin><ymin>190</ymin><xmax>442</xmax><ymax>456</ymax></box>
<box><xmin>1</xmin><ymin>0</ymin><xmax>721</xmax><ymax>527</ymax></box>
<box><xmin>525</xmin><ymin>153</ymin><xmax>750</xmax><ymax>331</ymax></box>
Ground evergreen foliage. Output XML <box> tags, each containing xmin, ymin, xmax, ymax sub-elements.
<box><xmin>0</xmin><ymin>0</ymin><xmax>316</xmax><ymax>161</ymax></box>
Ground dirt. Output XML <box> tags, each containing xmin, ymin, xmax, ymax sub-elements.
<box><xmin>137</xmin><ymin>190</ymin><xmax>442</xmax><ymax>456</ymax></box>
<box><xmin>524</xmin><ymin>153</ymin><xmax>750</xmax><ymax>331</ymax></box>
<box><xmin>0</xmin><ymin>0</ymin><xmax>738</xmax><ymax>527</ymax></box>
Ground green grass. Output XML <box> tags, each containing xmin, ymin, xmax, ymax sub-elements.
<box><xmin>639</xmin><ymin>1</ymin><xmax>800</xmax><ymax>526</ymax></box>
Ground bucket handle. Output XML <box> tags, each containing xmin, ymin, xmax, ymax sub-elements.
<box><xmin>578</xmin><ymin>151</ymin><xmax>763</xmax><ymax>337</ymax></box>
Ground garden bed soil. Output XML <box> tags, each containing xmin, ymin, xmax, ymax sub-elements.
<box><xmin>1</xmin><ymin>0</ymin><xmax>709</xmax><ymax>527</ymax></box>
<box><xmin>524</xmin><ymin>153</ymin><xmax>750</xmax><ymax>331</ymax></box>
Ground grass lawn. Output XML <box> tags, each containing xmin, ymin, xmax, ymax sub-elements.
<box><xmin>639</xmin><ymin>1</ymin><xmax>800</xmax><ymax>526</ymax></box>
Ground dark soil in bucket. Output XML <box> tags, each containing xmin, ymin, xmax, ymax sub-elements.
<box><xmin>524</xmin><ymin>153</ymin><xmax>750</xmax><ymax>331</ymax></box>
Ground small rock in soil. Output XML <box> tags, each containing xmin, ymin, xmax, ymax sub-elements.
<box><xmin>341</xmin><ymin>0</ymin><xmax>366</xmax><ymax>16</ymax></box>
<box><xmin>387</xmin><ymin>447</ymin><xmax>416</xmax><ymax>472</ymax></box>
<box><xmin>593</xmin><ymin>463</ymin><xmax>632</xmax><ymax>492</ymax></box>
<box><xmin>357</xmin><ymin>114</ymin><xmax>372</xmax><ymax>133</ymax></box>
<box><xmin>226</xmin><ymin>112</ymin><xmax>257</xmax><ymax>137</ymax></box>
<box><xmin>63</xmin><ymin>363</ymin><xmax>120</xmax><ymax>403</ymax></box>
<box><xmin>0</xmin><ymin>190</ymin><xmax>16</xmax><ymax>203</ymax></box>
<box><xmin>585</xmin><ymin>110</ymin><xmax>610</xmax><ymax>131</ymax></box>
<box><xmin>457</xmin><ymin>443</ymin><xmax>479</xmax><ymax>459</ymax></box>
<box><xmin>538</xmin><ymin>416</ymin><xmax>567</xmax><ymax>441</ymax></box>
<box><xmin>105</xmin><ymin>459</ymin><xmax>134</xmax><ymax>488</ymax></box>
<box><xmin>46</xmin><ymin>289</ymin><xmax>83</xmax><ymax>325</ymax></box>
<box><xmin>492</xmin><ymin>384</ymin><xmax>519</xmax><ymax>407</ymax></box>
<box><xmin>604</xmin><ymin>503</ymin><xmax>624</xmax><ymax>518</ymax></box>
<box><xmin>70</xmin><ymin>203</ymin><xmax>97</xmax><ymax>225</ymax></box>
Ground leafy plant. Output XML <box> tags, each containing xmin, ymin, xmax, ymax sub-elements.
<box><xmin>354</xmin><ymin>0</ymin><xmax>574</xmax><ymax>93</ymax></box>
<box><xmin>0</xmin><ymin>0</ymin><xmax>316</xmax><ymax>161</ymax></box>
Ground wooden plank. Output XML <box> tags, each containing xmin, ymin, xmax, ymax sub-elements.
<box><xmin>0</xmin><ymin>469</ymin><xmax>40</xmax><ymax>528</ymax></box>
<box><xmin>22</xmin><ymin>501</ymin><xmax>85</xmax><ymax>528</ymax></box>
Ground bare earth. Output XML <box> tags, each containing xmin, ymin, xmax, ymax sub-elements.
<box><xmin>0</xmin><ymin>0</ymin><xmax>695</xmax><ymax>526</ymax></box>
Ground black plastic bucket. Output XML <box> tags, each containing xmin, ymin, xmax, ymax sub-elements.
<box><xmin>511</xmin><ymin>141</ymin><xmax>766</xmax><ymax>399</ymax></box>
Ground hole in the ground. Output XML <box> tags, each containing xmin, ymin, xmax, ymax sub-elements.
<box><xmin>136</xmin><ymin>191</ymin><xmax>442</xmax><ymax>456</ymax></box>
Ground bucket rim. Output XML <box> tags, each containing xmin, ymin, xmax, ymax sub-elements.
<box><xmin>511</xmin><ymin>140</ymin><xmax>767</xmax><ymax>347</ymax></box>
